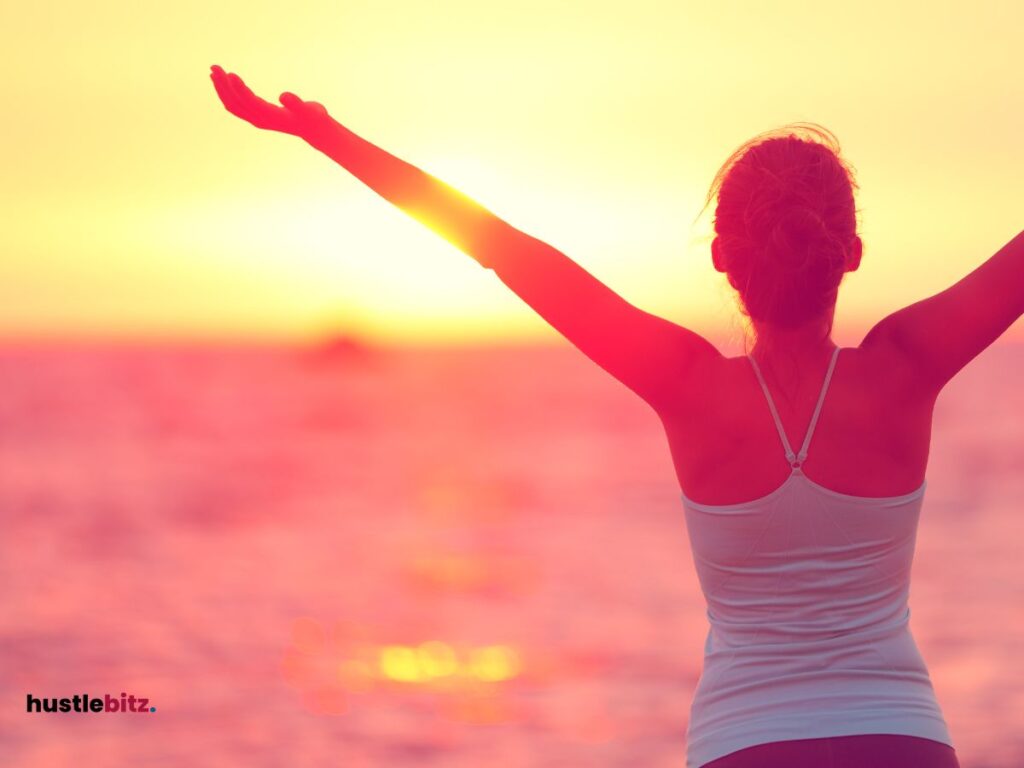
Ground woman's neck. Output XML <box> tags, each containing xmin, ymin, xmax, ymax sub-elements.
<box><xmin>750</xmin><ymin>313</ymin><xmax>836</xmax><ymax>361</ymax></box>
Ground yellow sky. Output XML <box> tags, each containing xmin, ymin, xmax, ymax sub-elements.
<box><xmin>2</xmin><ymin>0</ymin><xmax>1021</xmax><ymax>346</ymax></box>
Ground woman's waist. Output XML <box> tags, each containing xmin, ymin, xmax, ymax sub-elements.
<box><xmin>705</xmin><ymin>605</ymin><xmax>914</xmax><ymax>654</ymax></box>
<box><xmin>697</xmin><ymin>627</ymin><xmax>936</xmax><ymax>705</ymax></box>
<box><xmin>692</xmin><ymin>658</ymin><xmax>946</xmax><ymax>738</ymax></box>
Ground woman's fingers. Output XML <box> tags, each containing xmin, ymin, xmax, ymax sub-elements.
<box><xmin>211</xmin><ymin>67</ymin><xmax>257</xmax><ymax>111</ymax></box>
<box><xmin>210</xmin><ymin>68</ymin><xmax>245</xmax><ymax>117</ymax></box>
<box><xmin>213</xmin><ymin>68</ymin><xmax>266</xmax><ymax>123</ymax></box>
<box><xmin>231</xmin><ymin>72</ymin><xmax>293</xmax><ymax>128</ymax></box>
<box><xmin>227</xmin><ymin>72</ymin><xmax>269</xmax><ymax>119</ymax></box>
<box><xmin>228</xmin><ymin>72</ymin><xmax>260</xmax><ymax>105</ymax></box>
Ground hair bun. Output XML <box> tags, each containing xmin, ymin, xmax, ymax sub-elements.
<box><xmin>767</xmin><ymin>207</ymin><xmax>830</xmax><ymax>271</ymax></box>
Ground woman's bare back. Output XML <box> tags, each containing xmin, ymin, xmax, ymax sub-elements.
<box><xmin>660</xmin><ymin>342</ymin><xmax>937</xmax><ymax>506</ymax></box>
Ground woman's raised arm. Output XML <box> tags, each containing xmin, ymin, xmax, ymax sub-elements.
<box><xmin>209</xmin><ymin>65</ymin><xmax>721</xmax><ymax>411</ymax></box>
<box><xmin>861</xmin><ymin>228</ymin><xmax>1024</xmax><ymax>395</ymax></box>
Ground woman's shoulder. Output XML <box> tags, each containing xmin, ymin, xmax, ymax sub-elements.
<box><xmin>662</xmin><ymin>342</ymin><xmax>933</xmax><ymax>421</ymax></box>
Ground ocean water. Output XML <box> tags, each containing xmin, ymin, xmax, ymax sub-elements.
<box><xmin>1</xmin><ymin>339</ymin><xmax>1021</xmax><ymax>767</ymax></box>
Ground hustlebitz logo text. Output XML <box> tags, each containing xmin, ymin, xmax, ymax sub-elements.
<box><xmin>26</xmin><ymin>693</ymin><xmax>156</xmax><ymax>714</ymax></box>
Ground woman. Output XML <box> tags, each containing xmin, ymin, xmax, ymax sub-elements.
<box><xmin>209</xmin><ymin>65</ymin><xmax>1022</xmax><ymax>767</ymax></box>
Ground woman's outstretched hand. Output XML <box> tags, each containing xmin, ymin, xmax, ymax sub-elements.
<box><xmin>209</xmin><ymin>64</ymin><xmax>335</xmax><ymax>145</ymax></box>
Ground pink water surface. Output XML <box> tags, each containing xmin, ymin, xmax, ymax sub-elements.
<box><xmin>1</xmin><ymin>340</ymin><xmax>1021</xmax><ymax>767</ymax></box>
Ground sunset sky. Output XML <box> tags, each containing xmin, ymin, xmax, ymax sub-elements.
<box><xmin>3</xmin><ymin>0</ymin><xmax>1021</xmax><ymax>346</ymax></box>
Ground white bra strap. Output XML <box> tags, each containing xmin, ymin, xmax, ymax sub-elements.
<box><xmin>749</xmin><ymin>354</ymin><xmax>798</xmax><ymax>465</ymax></box>
<box><xmin>748</xmin><ymin>346</ymin><xmax>841</xmax><ymax>468</ymax></box>
<box><xmin>797</xmin><ymin>346</ymin><xmax>841</xmax><ymax>463</ymax></box>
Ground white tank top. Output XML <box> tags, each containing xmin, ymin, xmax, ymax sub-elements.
<box><xmin>680</xmin><ymin>346</ymin><xmax>954</xmax><ymax>768</ymax></box>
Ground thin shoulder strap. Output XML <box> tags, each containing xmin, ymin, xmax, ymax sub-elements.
<box><xmin>748</xmin><ymin>346</ymin><xmax>841</xmax><ymax>469</ymax></box>
<box><xmin>796</xmin><ymin>346</ymin><xmax>841</xmax><ymax>464</ymax></box>
<box><xmin>748</xmin><ymin>355</ymin><xmax>798</xmax><ymax>464</ymax></box>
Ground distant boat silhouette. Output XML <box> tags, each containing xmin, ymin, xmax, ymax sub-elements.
<box><xmin>305</xmin><ymin>332</ymin><xmax>376</xmax><ymax>366</ymax></box>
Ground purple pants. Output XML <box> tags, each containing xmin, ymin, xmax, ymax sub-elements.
<box><xmin>702</xmin><ymin>734</ymin><xmax>960</xmax><ymax>768</ymax></box>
